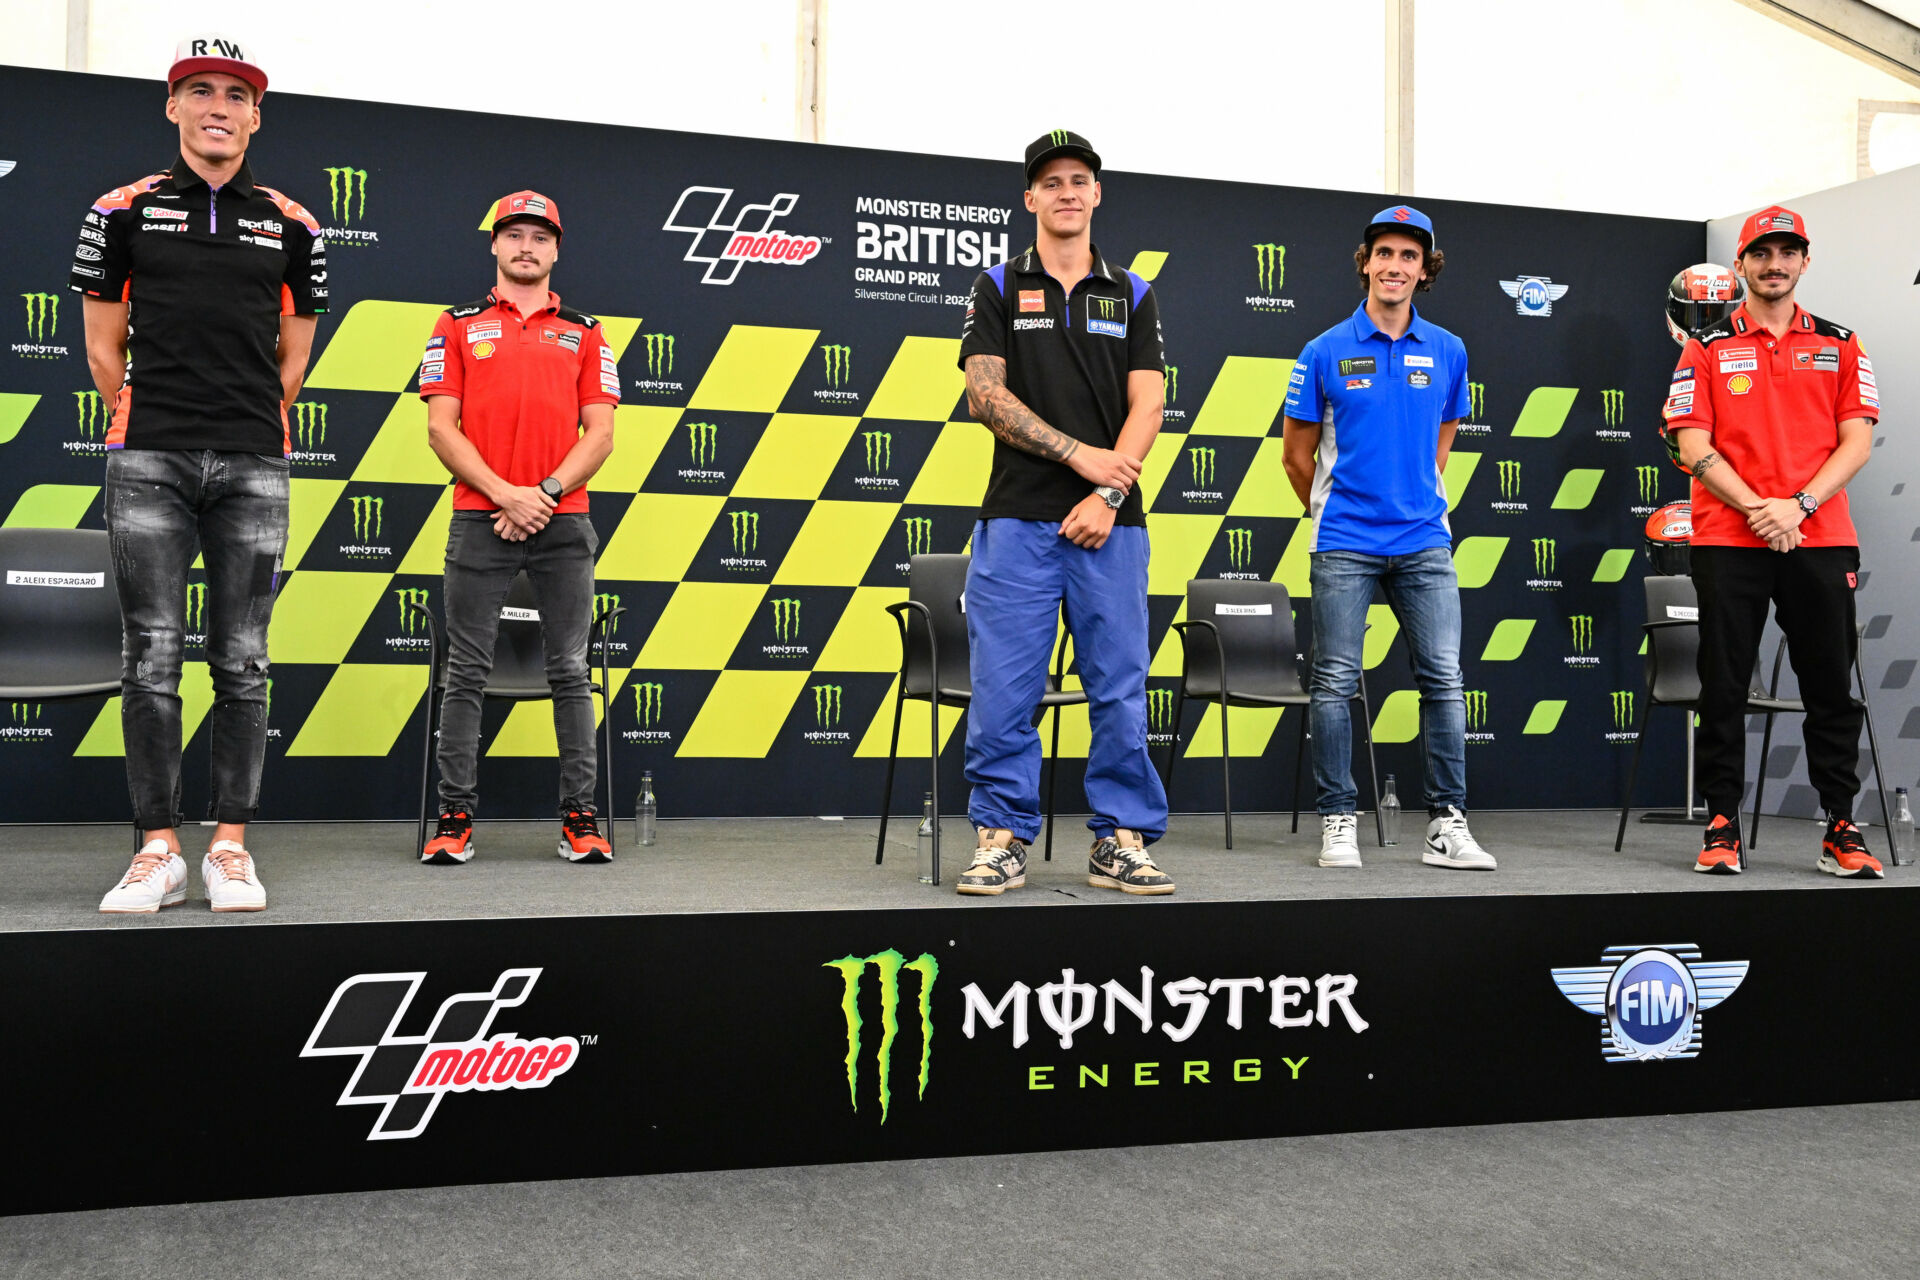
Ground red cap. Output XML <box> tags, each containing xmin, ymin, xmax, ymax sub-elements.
<box><xmin>1735</xmin><ymin>205</ymin><xmax>1809</xmax><ymax>259</ymax></box>
<box><xmin>168</xmin><ymin>34</ymin><xmax>267</xmax><ymax>99</ymax></box>
<box><xmin>487</xmin><ymin>191</ymin><xmax>562</xmax><ymax>238</ymax></box>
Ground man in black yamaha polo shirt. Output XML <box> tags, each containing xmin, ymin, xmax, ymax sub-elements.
<box><xmin>75</xmin><ymin>34</ymin><xmax>327</xmax><ymax>915</ymax></box>
<box><xmin>953</xmin><ymin>129</ymin><xmax>1172</xmax><ymax>897</ymax></box>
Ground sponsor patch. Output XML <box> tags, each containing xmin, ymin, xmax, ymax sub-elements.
<box><xmin>1666</xmin><ymin>394</ymin><xmax>1693</xmax><ymax>410</ymax></box>
<box><xmin>1345</xmin><ymin>378</ymin><xmax>1372</xmax><ymax>390</ymax></box>
<box><xmin>72</xmin><ymin>265</ymin><xmax>104</xmax><ymax>278</ymax></box>
<box><xmin>558</xmin><ymin>332</ymin><xmax>581</xmax><ymax>353</ymax></box>
<box><xmin>540</xmin><ymin>328</ymin><xmax>560</xmax><ymax>344</ymax></box>
<box><xmin>1018</xmin><ymin>290</ymin><xmax>1045</xmax><ymax>313</ymax></box>
<box><xmin>472</xmin><ymin>341</ymin><xmax>496</xmax><ymax>360</ymax></box>
<box><xmin>1408</xmin><ymin>370</ymin><xmax>1431</xmax><ymax>388</ymax></box>
<box><xmin>1403</xmin><ymin>354</ymin><xmax>1434</xmax><ymax>368</ymax></box>
<box><xmin>141</xmin><ymin>206</ymin><xmax>188</xmax><ymax>220</ymax></box>
<box><xmin>1719</xmin><ymin>358</ymin><xmax>1757</xmax><ymax>373</ymax></box>
<box><xmin>141</xmin><ymin>222</ymin><xmax>186</xmax><ymax>233</ymax></box>
<box><xmin>1012</xmin><ymin>317</ymin><xmax>1054</xmax><ymax>331</ymax></box>
<box><xmin>1338</xmin><ymin>357</ymin><xmax>1377</xmax><ymax>375</ymax></box>
<box><xmin>1085</xmin><ymin>296</ymin><xmax>1127</xmax><ymax>338</ymax></box>
<box><xmin>466</xmin><ymin>324</ymin><xmax>503</xmax><ymax>341</ymax></box>
<box><xmin>1726</xmin><ymin>374</ymin><xmax>1752</xmax><ymax>395</ymax></box>
<box><xmin>79</xmin><ymin>227</ymin><xmax>106</xmax><ymax>245</ymax></box>
<box><xmin>426</xmin><ymin>336</ymin><xmax>445</xmax><ymax>349</ymax></box>
<box><xmin>1668</xmin><ymin>379</ymin><xmax>1694</xmax><ymax>395</ymax></box>
<box><xmin>75</xmin><ymin>246</ymin><xmax>102</xmax><ymax>262</ymax></box>
<box><xmin>1671</xmin><ymin>367</ymin><xmax>1694</xmax><ymax>380</ymax></box>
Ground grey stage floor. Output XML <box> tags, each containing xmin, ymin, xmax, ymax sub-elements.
<box><xmin>3</xmin><ymin>1101</ymin><xmax>1915</xmax><ymax>1278</ymax></box>
<box><xmin>1</xmin><ymin>808</ymin><xmax>1905</xmax><ymax>931</ymax></box>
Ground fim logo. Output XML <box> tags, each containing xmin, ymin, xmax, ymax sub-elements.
<box><xmin>855</xmin><ymin>430</ymin><xmax>898</xmax><ymax>491</ymax></box>
<box><xmin>1222</xmin><ymin>527</ymin><xmax>1256</xmax><ymax>579</ymax></box>
<box><xmin>291</xmin><ymin>402</ymin><xmax>332</xmax><ymax>461</ymax></box>
<box><xmin>17</xmin><ymin>292</ymin><xmax>67</xmax><ymax>358</ymax></box>
<box><xmin>1528</xmin><ymin>537</ymin><xmax>1561</xmax><ymax>591</ymax></box>
<box><xmin>626</xmin><ymin>681</ymin><xmax>670</xmax><ymax>743</ymax></box>
<box><xmin>1147</xmin><ymin>688</ymin><xmax>1177</xmax><ymax>743</ymax></box>
<box><xmin>1551</xmin><ymin>945</ymin><xmax>1747</xmax><ymax>1063</ymax></box>
<box><xmin>1499</xmin><ymin>274</ymin><xmax>1569</xmax><ymax>317</ymax></box>
<box><xmin>680</xmin><ymin>422</ymin><xmax>723</xmax><ymax>483</ymax></box>
<box><xmin>807</xmin><ymin>683</ymin><xmax>850</xmax><ymax>744</ymax></box>
<box><xmin>1493</xmin><ymin>460</ymin><xmax>1526</xmax><ymax>511</ymax></box>
<box><xmin>390</xmin><ymin>588</ymin><xmax>431</xmax><ymax>650</ymax></box>
<box><xmin>1607</xmin><ymin>691</ymin><xmax>1639</xmax><ymax>743</ymax></box>
<box><xmin>69</xmin><ymin>390</ymin><xmax>108</xmax><ymax>455</ymax></box>
<box><xmin>298</xmin><ymin>969</ymin><xmax>582</xmax><ymax>1141</ymax></box>
<box><xmin>321</xmin><ymin>167</ymin><xmax>377</xmax><ymax>245</ymax></box>
<box><xmin>824</xmin><ymin>949</ymin><xmax>938</xmax><ymax>1124</ymax></box>
<box><xmin>723</xmin><ymin>510</ymin><xmax>766</xmax><ymax>571</ymax></box>
<box><xmin>1601</xmin><ymin>389</ymin><xmax>1625</xmax><ymax>428</ymax></box>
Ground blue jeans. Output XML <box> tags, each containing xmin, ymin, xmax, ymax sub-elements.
<box><xmin>964</xmin><ymin>519</ymin><xmax>1167</xmax><ymax>843</ymax></box>
<box><xmin>104</xmin><ymin>448</ymin><xmax>289</xmax><ymax>829</ymax></box>
<box><xmin>1309</xmin><ymin>546</ymin><xmax>1465</xmax><ymax>815</ymax></box>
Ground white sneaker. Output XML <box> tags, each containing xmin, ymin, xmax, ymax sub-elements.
<box><xmin>99</xmin><ymin>839</ymin><xmax>189</xmax><ymax>913</ymax></box>
<box><xmin>202</xmin><ymin>840</ymin><xmax>267</xmax><ymax>912</ymax></box>
<box><xmin>1424</xmin><ymin>806</ymin><xmax>1497</xmax><ymax>870</ymax></box>
<box><xmin>1317</xmin><ymin>813</ymin><xmax>1362</xmax><ymax>868</ymax></box>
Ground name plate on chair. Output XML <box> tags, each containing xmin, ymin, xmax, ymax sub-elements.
<box><xmin>6</xmin><ymin>570</ymin><xmax>104</xmax><ymax>588</ymax></box>
<box><xmin>1215</xmin><ymin>603</ymin><xmax>1273</xmax><ymax>616</ymax></box>
<box><xmin>500</xmin><ymin>606</ymin><xmax>541</xmax><ymax>621</ymax></box>
<box><xmin>1665</xmin><ymin>605</ymin><xmax>1698</xmax><ymax>620</ymax></box>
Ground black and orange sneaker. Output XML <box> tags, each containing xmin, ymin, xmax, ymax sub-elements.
<box><xmin>1693</xmin><ymin>814</ymin><xmax>1742</xmax><ymax>874</ymax></box>
<box><xmin>558</xmin><ymin>810</ymin><xmax>612</xmax><ymax>864</ymax></box>
<box><xmin>1818</xmin><ymin>817</ymin><xmax>1884</xmax><ymax>879</ymax></box>
<box><xmin>423</xmin><ymin>811</ymin><xmax>474</xmax><ymax>865</ymax></box>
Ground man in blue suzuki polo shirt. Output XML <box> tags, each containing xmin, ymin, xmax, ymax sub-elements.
<box><xmin>1281</xmin><ymin>205</ymin><xmax>1495</xmax><ymax>872</ymax></box>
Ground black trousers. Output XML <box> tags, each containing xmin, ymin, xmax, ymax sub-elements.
<box><xmin>1692</xmin><ymin>544</ymin><xmax>1861</xmax><ymax>821</ymax></box>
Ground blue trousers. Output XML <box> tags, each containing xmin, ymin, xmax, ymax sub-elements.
<box><xmin>964</xmin><ymin>519</ymin><xmax>1167</xmax><ymax>844</ymax></box>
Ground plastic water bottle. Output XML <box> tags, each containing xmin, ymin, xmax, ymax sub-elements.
<box><xmin>1893</xmin><ymin>788</ymin><xmax>1915</xmax><ymax>867</ymax></box>
<box><xmin>636</xmin><ymin>771</ymin><xmax>657</xmax><ymax>847</ymax></box>
<box><xmin>1379</xmin><ymin>775</ymin><xmax>1401</xmax><ymax>846</ymax></box>
<box><xmin>917</xmin><ymin>792</ymin><xmax>936</xmax><ymax>883</ymax></box>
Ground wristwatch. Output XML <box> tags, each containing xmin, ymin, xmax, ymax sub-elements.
<box><xmin>539</xmin><ymin>477</ymin><xmax>564</xmax><ymax>502</ymax></box>
<box><xmin>1094</xmin><ymin>485</ymin><xmax>1125</xmax><ymax>510</ymax></box>
<box><xmin>1793</xmin><ymin>491</ymin><xmax>1818</xmax><ymax>518</ymax></box>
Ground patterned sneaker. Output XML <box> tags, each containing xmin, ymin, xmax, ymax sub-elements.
<box><xmin>1693</xmin><ymin>814</ymin><xmax>1743</xmax><ymax>875</ymax></box>
<box><xmin>1423</xmin><ymin>806</ymin><xmax>1497</xmax><ymax>870</ymax></box>
<box><xmin>1089</xmin><ymin>829</ymin><xmax>1175</xmax><ymax>895</ymax></box>
<box><xmin>1317</xmin><ymin>813</ymin><xmax>1362</xmax><ymax>868</ymax></box>
<box><xmin>1818</xmin><ymin>817</ymin><xmax>1884</xmax><ymax>879</ymax></box>
<box><xmin>99</xmin><ymin>839</ymin><xmax>189</xmax><ymax>914</ymax></box>
<box><xmin>956</xmin><ymin>828</ymin><xmax>1027</xmax><ymax>895</ymax></box>
<box><xmin>422</xmin><ymin>811</ymin><xmax>474</xmax><ymax>865</ymax></box>
<box><xmin>202</xmin><ymin>840</ymin><xmax>266</xmax><ymax>912</ymax></box>
<box><xmin>558</xmin><ymin>810</ymin><xmax>613</xmax><ymax>863</ymax></box>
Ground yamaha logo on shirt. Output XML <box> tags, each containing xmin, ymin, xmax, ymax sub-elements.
<box><xmin>1085</xmin><ymin>295</ymin><xmax>1128</xmax><ymax>339</ymax></box>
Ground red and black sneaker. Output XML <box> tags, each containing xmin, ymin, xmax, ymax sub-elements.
<box><xmin>1693</xmin><ymin>814</ymin><xmax>1742</xmax><ymax>874</ymax></box>
<box><xmin>1818</xmin><ymin>817</ymin><xmax>1884</xmax><ymax>879</ymax></box>
<box><xmin>423</xmin><ymin>811</ymin><xmax>474</xmax><ymax>865</ymax></box>
<box><xmin>558</xmin><ymin>810</ymin><xmax>612</xmax><ymax>864</ymax></box>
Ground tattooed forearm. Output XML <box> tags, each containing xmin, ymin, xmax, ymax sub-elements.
<box><xmin>1690</xmin><ymin>451</ymin><xmax>1722</xmax><ymax>478</ymax></box>
<box><xmin>964</xmin><ymin>355</ymin><xmax>1082</xmax><ymax>464</ymax></box>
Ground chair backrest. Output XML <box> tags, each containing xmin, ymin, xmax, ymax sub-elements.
<box><xmin>0</xmin><ymin>528</ymin><xmax>123</xmax><ymax>699</ymax></box>
<box><xmin>1642</xmin><ymin>574</ymin><xmax>1702</xmax><ymax>706</ymax></box>
<box><xmin>486</xmin><ymin>571</ymin><xmax>560</xmax><ymax>698</ymax></box>
<box><xmin>1181</xmin><ymin>579</ymin><xmax>1305</xmax><ymax>700</ymax></box>
<box><xmin>903</xmin><ymin>554</ymin><xmax>970</xmax><ymax>698</ymax></box>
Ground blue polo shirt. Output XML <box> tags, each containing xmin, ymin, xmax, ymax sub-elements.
<box><xmin>1283</xmin><ymin>302</ymin><xmax>1471</xmax><ymax>556</ymax></box>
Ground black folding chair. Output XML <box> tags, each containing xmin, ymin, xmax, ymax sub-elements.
<box><xmin>408</xmin><ymin>571</ymin><xmax>623</xmax><ymax>857</ymax></box>
<box><xmin>1166</xmin><ymin>579</ymin><xmax>1382</xmax><ymax>849</ymax></box>
<box><xmin>873</xmin><ymin>553</ymin><xmax>1085</xmax><ymax>884</ymax></box>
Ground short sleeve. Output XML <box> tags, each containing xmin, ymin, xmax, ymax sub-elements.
<box><xmin>282</xmin><ymin>221</ymin><xmax>329</xmax><ymax>316</ymax></box>
<box><xmin>579</xmin><ymin>324</ymin><xmax>621</xmax><ymax>407</ymax></box>
<box><xmin>957</xmin><ymin>267</ymin><xmax>1008</xmax><ymax>368</ymax></box>
<box><xmin>1443</xmin><ymin>341</ymin><xmax>1470</xmax><ymax>421</ymax></box>
<box><xmin>70</xmin><ymin>204</ymin><xmax>130</xmax><ymax>301</ymax></box>
<box><xmin>1128</xmin><ymin>277</ymin><xmax>1166</xmax><ymax>374</ymax></box>
<box><xmin>418</xmin><ymin>313</ymin><xmax>461</xmax><ymax>400</ymax></box>
<box><xmin>1838</xmin><ymin>334</ymin><xmax>1878</xmax><ymax>424</ymax></box>
<box><xmin>1660</xmin><ymin>338</ymin><xmax>1711</xmax><ymax>437</ymax></box>
<box><xmin>1282</xmin><ymin>339</ymin><xmax>1324</xmax><ymax>424</ymax></box>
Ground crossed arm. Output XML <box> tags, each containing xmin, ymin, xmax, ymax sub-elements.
<box><xmin>1671</xmin><ymin>420</ymin><xmax>1871</xmax><ymax>550</ymax></box>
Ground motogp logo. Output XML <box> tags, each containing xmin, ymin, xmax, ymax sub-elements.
<box><xmin>662</xmin><ymin>186</ymin><xmax>824</xmax><ymax>286</ymax></box>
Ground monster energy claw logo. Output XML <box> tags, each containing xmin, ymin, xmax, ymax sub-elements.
<box><xmin>74</xmin><ymin>390</ymin><xmax>105</xmax><ymax>439</ymax></box>
<box><xmin>812</xmin><ymin>684</ymin><xmax>843</xmax><ymax>727</ymax></box>
<box><xmin>825</xmin><ymin>948</ymin><xmax>938</xmax><ymax>1124</ymax></box>
<box><xmin>9</xmin><ymin>702</ymin><xmax>42</xmax><ymax>724</ymax></box>
<box><xmin>1225</xmin><ymin>527</ymin><xmax>1253</xmax><ymax>570</ymax></box>
<box><xmin>902</xmin><ymin>517</ymin><xmax>933</xmax><ymax>557</ymax></box>
<box><xmin>1253</xmin><ymin>244</ymin><xmax>1286</xmax><ymax>292</ymax></box>
<box><xmin>645</xmin><ymin>333</ymin><xmax>676</xmax><ymax>377</ymax></box>
<box><xmin>1497</xmin><ymin>459</ymin><xmax>1521</xmax><ymax>499</ymax></box>
<box><xmin>350</xmin><ymin>495</ymin><xmax>384</xmax><ymax>540</ymax></box>
<box><xmin>1049</xmin><ymin>128</ymin><xmax>1070</xmax><ymax>147</ymax></box>
<box><xmin>821</xmin><ymin>344</ymin><xmax>852</xmax><ymax>388</ymax></box>
<box><xmin>1532</xmin><ymin>537</ymin><xmax>1556</xmax><ymax>574</ymax></box>
<box><xmin>1464</xmin><ymin>690</ymin><xmax>1488</xmax><ymax>730</ymax></box>
<box><xmin>1636</xmin><ymin>464</ymin><xmax>1659</xmax><ymax>505</ymax></box>
<box><xmin>633</xmin><ymin>681</ymin><xmax>664</xmax><ymax>727</ymax></box>
<box><xmin>1189</xmin><ymin>445</ymin><xmax>1216</xmax><ymax>488</ymax></box>
<box><xmin>1164</xmin><ymin>365</ymin><xmax>1178</xmax><ymax>405</ymax></box>
<box><xmin>729</xmin><ymin>510</ymin><xmax>759</xmax><ymax>553</ymax></box>
<box><xmin>1570</xmin><ymin>615</ymin><xmax>1593</xmax><ymax>653</ymax></box>
<box><xmin>394</xmin><ymin>587</ymin><xmax>429</xmax><ymax>633</ymax></box>
<box><xmin>1091</xmin><ymin>297</ymin><xmax>1119</xmax><ymax>318</ymax></box>
<box><xmin>770</xmin><ymin>597</ymin><xmax>801</xmax><ymax>641</ymax></box>
<box><xmin>22</xmin><ymin>292</ymin><xmax>58</xmax><ymax>341</ymax></box>
<box><xmin>1147</xmin><ymin>688</ymin><xmax>1175</xmax><ymax>732</ymax></box>
<box><xmin>323</xmin><ymin>167</ymin><xmax>369</xmax><ymax>223</ymax></box>
<box><xmin>688</xmin><ymin>421</ymin><xmax>719</xmax><ymax>467</ymax></box>
<box><xmin>184</xmin><ymin>582</ymin><xmax>208</xmax><ymax>632</ymax></box>
<box><xmin>1602</xmin><ymin>389</ymin><xmax>1625</xmax><ymax>426</ymax></box>
<box><xmin>594</xmin><ymin>593</ymin><xmax>621</xmax><ymax>635</ymax></box>
<box><xmin>292</xmin><ymin>402</ymin><xmax>328</xmax><ymax>450</ymax></box>
<box><xmin>1468</xmin><ymin>381</ymin><xmax>1485</xmax><ymax>420</ymax></box>
<box><xmin>1612</xmin><ymin>690</ymin><xmax>1636</xmax><ymax>729</ymax></box>
<box><xmin>862</xmin><ymin>430</ymin><xmax>892</xmax><ymax>473</ymax></box>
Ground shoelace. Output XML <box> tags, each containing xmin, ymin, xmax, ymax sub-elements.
<box><xmin>1828</xmin><ymin>821</ymin><xmax>1868</xmax><ymax>855</ymax></box>
<box><xmin>1325</xmin><ymin>815</ymin><xmax>1357</xmax><ymax>835</ymax></box>
<box><xmin>207</xmin><ymin>848</ymin><xmax>255</xmax><ymax>884</ymax></box>
<box><xmin>1095</xmin><ymin>839</ymin><xmax>1155</xmax><ymax>871</ymax></box>
<box><xmin>969</xmin><ymin>846</ymin><xmax>1018</xmax><ymax>870</ymax></box>
<box><xmin>562</xmin><ymin>811</ymin><xmax>602</xmax><ymax>839</ymax></box>
<box><xmin>1703</xmin><ymin>820</ymin><xmax>1740</xmax><ymax>852</ymax></box>
<box><xmin>435</xmin><ymin>812</ymin><xmax>471</xmax><ymax>839</ymax></box>
<box><xmin>120</xmin><ymin>847</ymin><xmax>174</xmax><ymax>886</ymax></box>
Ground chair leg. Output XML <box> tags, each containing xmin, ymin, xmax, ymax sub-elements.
<box><xmin>1291</xmin><ymin>706</ymin><xmax>1308</xmax><ymax>834</ymax></box>
<box><xmin>1615</xmin><ymin>697</ymin><xmax>1655</xmax><ymax>852</ymax></box>
<box><xmin>928</xmin><ymin>695</ymin><xmax>942</xmax><ymax>885</ymax></box>
<box><xmin>418</xmin><ymin>679</ymin><xmax>439</xmax><ymax>859</ymax></box>
<box><xmin>1751</xmin><ymin>711</ymin><xmax>1776</xmax><ymax>851</ymax></box>
<box><xmin>1855</xmin><ymin>651</ymin><xmax>1896</xmax><ymax>863</ymax></box>
<box><xmin>1357</xmin><ymin>673</ymin><xmax>1383</xmax><ymax>847</ymax></box>
<box><xmin>875</xmin><ymin>680</ymin><xmax>908</xmax><ymax>865</ymax></box>
<box><xmin>600</xmin><ymin>685</ymin><xmax>617</xmax><ymax>857</ymax></box>
<box><xmin>1219</xmin><ymin>698</ymin><xmax>1234</xmax><ymax>850</ymax></box>
<box><xmin>1044</xmin><ymin>704</ymin><xmax>1062</xmax><ymax>862</ymax></box>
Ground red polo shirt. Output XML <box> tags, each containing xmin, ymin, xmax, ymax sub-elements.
<box><xmin>418</xmin><ymin>289</ymin><xmax>620</xmax><ymax>514</ymax></box>
<box><xmin>1661</xmin><ymin>302</ymin><xmax>1875</xmax><ymax>548</ymax></box>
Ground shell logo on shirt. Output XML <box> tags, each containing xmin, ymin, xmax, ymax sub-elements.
<box><xmin>472</xmin><ymin>340</ymin><xmax>496</xmax><ymax>360</ymax></box>
<box><xmin>1726</xmin><ymin>373</ymin><xmax>1752</xmax><ymax>395</ymax></box>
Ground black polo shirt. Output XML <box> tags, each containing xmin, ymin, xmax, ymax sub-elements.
<box><xmin>957</xmin><ymin>243</ymin><xmax>1165</xmax><ymax>526</ymax></box>
<box><xmin>69</xmin><ymin>155</ymin><xmax>328</xmax><ymax>455</ymax></box>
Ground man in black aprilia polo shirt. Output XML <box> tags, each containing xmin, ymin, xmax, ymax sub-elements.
<box><xmin>953</xmin><ymin>129</ymin><xmax>1172</xmax><ymax>896</ymax></box>
<box><xmin>75</xmin><ymin>35</ymin><xmax>326</xmax><ymax>915</ymax></box>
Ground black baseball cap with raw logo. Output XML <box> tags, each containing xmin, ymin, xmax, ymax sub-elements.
<box><xmin>1024</xmin><ymin>129</ymin><xmax>1100</xmax><ymax>186</ymax></box>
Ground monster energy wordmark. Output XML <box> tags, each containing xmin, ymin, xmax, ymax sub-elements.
<box><xmin>825</xmin><ymin>949</ymin><xmax>938</xmax><ymax>1124</ymax></box>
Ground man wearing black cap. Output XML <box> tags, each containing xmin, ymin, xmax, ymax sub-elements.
<box><xmin>76</xmin><ymin>34</ymin><xmax>327</xmax><ymax>914</ymax></box>
<box><xmin>953</xmin><ymin>129</ymin><xmax>1173</xmax><ymax>896</ymax></box>
<box><xmin>1282</xmin><ymin>205</ymin><xmax>1494</xmax><ymax>873</ymax></box>
<box><xmin>417</xmin><ymin>191</ymin><xmax>621</xmax><ymax>866</ymax></box>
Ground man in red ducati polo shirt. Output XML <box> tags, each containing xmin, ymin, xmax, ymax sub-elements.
<box><xmin>1661</xmin><ymin>204</ymin><xmax>1880</xmax><ymax>878</ymax></box>
<box><xmin>418</xmin><ymin>191</ymin><xmax>620</xmax><ymax>866</ymax></box>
